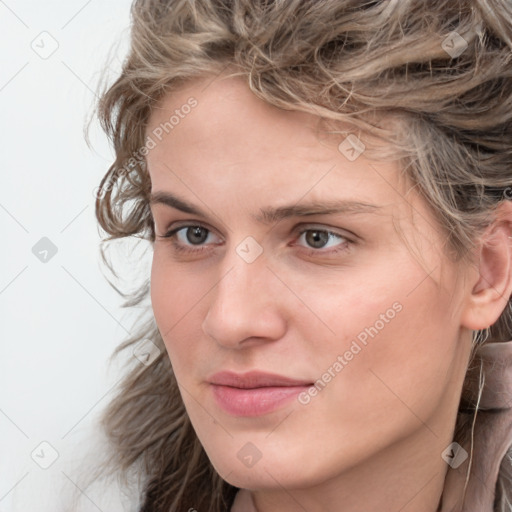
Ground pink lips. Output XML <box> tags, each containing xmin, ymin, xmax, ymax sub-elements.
<box><xmin>208</xmin><ymin>371</ymin><xmax>312</xmax><ymax>417</ymax></box>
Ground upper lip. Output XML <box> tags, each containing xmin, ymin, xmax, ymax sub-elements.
<box><xmin>208</xmin><ymin>371</ymin><xmax>313</xmax><ymax>389</ymax></box>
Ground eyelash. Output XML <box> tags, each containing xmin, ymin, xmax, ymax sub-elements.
<box><xmin>157</xmin><ymin>223</ymin><xmax>353</xmax><ymax>257</ymax></box>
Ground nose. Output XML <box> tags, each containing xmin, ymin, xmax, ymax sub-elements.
<box><xmin>201</xmin><ymin>250</ymin><xmax>287</xmax><ymax>349</ymax></box>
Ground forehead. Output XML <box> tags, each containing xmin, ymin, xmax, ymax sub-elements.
<box><xmin>147</xmin><ymin>73</ymin><xmax>334</xmax><ymax>162</ymax></box>
<box><xmin>146</xmin><ymin>74</ymin><xmax>404</xmax><ymax>197</ymax></box>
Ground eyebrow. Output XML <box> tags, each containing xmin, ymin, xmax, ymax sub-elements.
<box><xmin>149</xmin><ymin>191</ymin><xmax>382</xmax><ymax>224</ymax></box>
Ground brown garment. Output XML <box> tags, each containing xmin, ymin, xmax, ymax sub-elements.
<box><xmin>231</xmin><ymin>341</ymin><xmax>512</xmax><ymax>512</ymax></box>
<box><xmin>439</xmin><ymin>340</ymin><xmax>512</xmax><ymax>512</ymax></box>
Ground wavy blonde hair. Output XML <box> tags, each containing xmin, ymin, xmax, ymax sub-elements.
<box><xmin>89</xmin><ymin>0</ymin><xmax>512</xmax><ymax>510</ymax></box>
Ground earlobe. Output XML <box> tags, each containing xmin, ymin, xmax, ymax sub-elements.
<box><xmin>461</xmin><ymin>201</ymin><xmax>512</xmax><ymax>331</ymax></box>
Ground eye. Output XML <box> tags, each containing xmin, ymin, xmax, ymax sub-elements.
<box><xmin>176</xmin><ymin>226</ymin><xmax>211</xmax><ymax>245</ymax></box>
<box><xmin>158</xmin><ymin>224</ymin><xmax>222</xmax><ymax>252</ymax></box>
<box><xmin>295</xmin><ymin>228</ymin><xmax>350</xmax><ymax>253</ymax></box>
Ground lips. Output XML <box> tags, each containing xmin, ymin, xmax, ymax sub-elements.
<box><xmin>208</xmin><ymin>370</ymin><xmax>312</xmax><ymax>388</ymax></box>
<box><xmin>208</xmin><ymin>371</ymin><xmax>313</xmax><ymax>417</ymax></box>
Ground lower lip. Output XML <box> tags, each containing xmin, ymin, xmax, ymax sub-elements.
<box><xmin>210</xmin><ymin>384</ymin><xmax>311</xmax><ymax>417</ymax></box>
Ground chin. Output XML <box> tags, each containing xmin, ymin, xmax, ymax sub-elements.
<box><xmin>206</xmin><ymin>447</ymin><xmax>334</xmax><ymax>491</ymax></box>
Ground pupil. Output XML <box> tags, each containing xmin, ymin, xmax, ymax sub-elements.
<box><xmin>187</xmin><ymin>226</ymin><xmax>208</xmax><ymax>244</ymax></box>
<box><xmin>306</xmin><ymin>230</ymin><xmax>328</xmax><ymax>248</ymax></box>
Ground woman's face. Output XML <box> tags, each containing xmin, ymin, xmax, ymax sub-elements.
<box><xmin>146</xmin><ymin>74</ymin><xmax>474</xmax><ymax>494</ymax></box>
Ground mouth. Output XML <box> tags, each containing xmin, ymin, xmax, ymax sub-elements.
<box><xmin>208</xmin><ymin>371</ymin><xmax>313</xmax><ymax>417</ymax></box>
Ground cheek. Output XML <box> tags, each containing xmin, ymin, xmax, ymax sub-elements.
<box><xmin>304</xmin><ymin>247</ymin><xmax>457</xmax><ymax>391</ymax></box>
<box><xmin>313</xmin><ymin>268</ymin><xmax>460</xmax><ymax>440</ymax></box>
<box><xmin>150</xmin><ymin>251</ymin><xmax>203</xmax><ymax>364</ymax></box>
<box><xmin>150</xmin><ymin>252</ymin><xmax>178</xmax><ymax>333</ymax></box>
<box><xmin>150</xmin><ymin>249</ymin><xmax>228</xmax><ymax>392</ymax></box>
<box><xmin>150</xmin><ymin>248</ymin><xmax>207</xmax><ymax>327</ymax></box>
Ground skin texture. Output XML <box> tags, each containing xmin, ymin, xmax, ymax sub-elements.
<box><xmin>145</xmin><ymin>74</ymin><xmax>512</xmax><ymax>512</ymax></box>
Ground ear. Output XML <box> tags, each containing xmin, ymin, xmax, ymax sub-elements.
<box><xmin>461</xmin><ymin>200</ymin><xmax>512</xmax><ymax>331</ymax></box>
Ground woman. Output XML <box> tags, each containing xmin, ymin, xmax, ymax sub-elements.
<box><xmin>92</xmin><ymin>0</ymin><xmax>512</xmax><ymax>510</ymax></box>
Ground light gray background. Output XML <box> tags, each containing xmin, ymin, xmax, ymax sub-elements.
<box><xmin>1</xmin><ymin>1</ymin><xmax>149</xmax><ymax>510</ymax></box>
